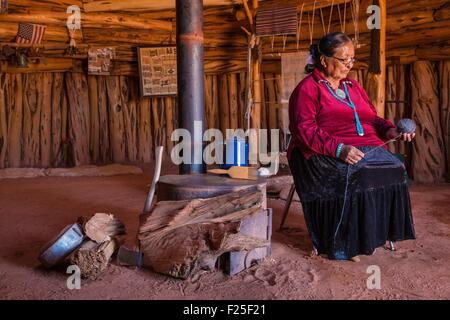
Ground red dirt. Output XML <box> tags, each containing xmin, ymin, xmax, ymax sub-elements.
<box><xmin>1</xmin><ymin>162</ymin><xmax>449</xmax><ymax>300</ymax></box>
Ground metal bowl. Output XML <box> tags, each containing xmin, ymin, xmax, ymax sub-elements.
<box><xmin>38</xmin><ymin>223</ymin><xmax>84</xmax><ymax>268</ymax></box>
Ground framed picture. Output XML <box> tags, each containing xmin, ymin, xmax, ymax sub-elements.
<box><xmin>88</xmin><ymin>47</ymin><xmax>115</xmax><ymax>75</ymax></box>
<box><xmin>137</xmin><ymin>46</ymin><xmax>177</xmax><ymax>97</ymax></box>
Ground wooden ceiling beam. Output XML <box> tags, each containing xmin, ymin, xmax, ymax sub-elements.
<box><xmin>84</xmin><ymin>0</ymin><xmax>240</xmax><ymax>12</ymax></box>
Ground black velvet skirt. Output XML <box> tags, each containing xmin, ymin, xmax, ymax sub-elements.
<box><xmin>288</xmin><ymin>146</ymin><xmax>416</xmax><ymax>260</ymax></box>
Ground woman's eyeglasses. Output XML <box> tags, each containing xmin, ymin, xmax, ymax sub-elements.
<box><xmin>331</xmin><ymin>56</ymin><xmax>357</xmax><ymax>66</ymax></box>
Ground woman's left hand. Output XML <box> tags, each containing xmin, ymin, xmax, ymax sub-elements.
<box><xmin>386</xmin><ymin>127</ymin><xmax>416</xmax><ymax>142</ymax></box>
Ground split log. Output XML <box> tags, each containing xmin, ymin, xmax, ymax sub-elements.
<box><xmin>22</xmin><ymin>74</ymin><xmax>40</xmax><ymax>167</ymax></box>
<box><xmin>164</xmin><ymin>97</ymin><xmax>175</xmax><ymax>155</ymax></box>
<box><xmin>219</xmin><ymin>74</ymin><xmax>230</xmax><ymax>134</ymax></box>
<box><xmin>228</xmin><ymin>73</ymin><xmax>238</xmax><ymax>130</ymax></box>
<box><xmin>0</xmin><ymin>74</ymin><xmax>8</xmax><ymax>168</ymax></box>
<box><xmin>138</xmin><ymin>189</ymin><xmax>269</xmax><ymax>279</ymax></box>
<box><xmin>7</xmin><ymin>74</ymin><xmax>23</xmax><ymax>167</ymax></box>
<box><xmin>70</xmin><ymin>239</ymin><xmax>117</xmax><ymax>279</ymax></box>
<box><xmin>51</xmin><ymin>73</ymin><xmax>65</xmax><ymax>167</ymax></box>
<box><xmin>97</xmin><ymin>76</ymin><xmax>111</xmax><ymax>163</ymax></box>
<box><xmin>385</xmin><ymin>63</ymin><xmax>408</xmax><ymax>156</ymax></box>
<box><xmin>120</xmin><ymin>76</ymin><xmax>138</xmax><ymax>162</ymax></box>
<box><xmin>204</xmin><ymin>75</ymin><xmax>214</xmax><ymax>130</ymax></box>
<box><xmin>88</xmin><ymin>76</ymin><xmax>100</xmax><ymax>164</ymax></box>
<box><xmin>66</xmin><ymin>73</ymin><xmax>90</xmax><ymax>166</ymax></box>
<box><xmin>40</xmin><ymin>73</ymin><xmax>53</xmax><ymax>167</ymax></box>
<box><xmin>137</xmin><ymin>97</ymin><xmax>152</xmax><ymax>163</ymax></box>
<box><xmin>410</xmin><ymin>61</ymin><xmax>446</xmax><ymax>183</ymax></box>
<box><xmin>106</xmin><ymin>77</ymin><xmax>126</xmax><ymax>163</ymax></box>
<box><xmin>439</xmin><ymin>61</ymin><xmax>450</xmax><ymax>179</ymax></box>
<box><xmin>211</xmin><ymin>75</ymin><xmax>220</xmax><ymax>129</ymax></box>
<box><xmin>81</xmin><ymin>213</ymin><xmax>126</xmax><ymax>244</ymax></box>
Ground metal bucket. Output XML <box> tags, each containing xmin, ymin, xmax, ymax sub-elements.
<box><xmin>38</xmin><ymin>223</ymin><xmax>84</xmax><ymax>268</ymax></box>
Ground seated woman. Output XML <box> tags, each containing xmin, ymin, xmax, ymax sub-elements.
<box><xmin>288</xmin><ymin>32</ymin><xmax>416</xmax><ymax>261</ymax></box>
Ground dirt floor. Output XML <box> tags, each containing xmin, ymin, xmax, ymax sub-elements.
<box><xmin>1</xmin><ymin>161</ymin><xmax>450</xmax><ymax>300</ymax></box>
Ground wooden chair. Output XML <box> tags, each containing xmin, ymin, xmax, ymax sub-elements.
<box><xmin>278</xmin><ymin>182</ymin><xmax>296</xmax><ymax>231</ymax></box>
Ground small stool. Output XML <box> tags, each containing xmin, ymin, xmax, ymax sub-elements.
<box><xmin>278</xmin><ymin>182</ymin><xmax>296</xmax><ymax>231</ymax></box>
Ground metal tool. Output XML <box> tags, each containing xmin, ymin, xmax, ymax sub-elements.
<box><xmin>143</xmin><ymin>146</ymin><xmax>164</xmax><ymax>213</ymax></box>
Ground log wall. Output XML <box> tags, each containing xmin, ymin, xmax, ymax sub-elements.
<box><xmin>1</xmin><ymin>62</ymin><xmax>449</xmax><ymax>183</ymax></box>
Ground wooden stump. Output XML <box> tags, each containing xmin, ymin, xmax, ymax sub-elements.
<box><xmin>70</xmin><ymin>239</ymin><xmax>117</xmax><ymax>279</ymax></box>
<box><xmin>81</xmin><ymin>213</ymin><xmax>126</xmax><ymax>244</ymax></box>
<box><xmin>138</xmin><ymin>189</ymin><xmax>269</xmax><ymax>279</ymax></box>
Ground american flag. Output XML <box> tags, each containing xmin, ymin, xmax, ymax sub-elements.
<box><xmin>0</xmin><ymin>0</ymin><xmax>8</xmax><ymax>14</ymax></box>
<box><xmin>16</xmin><ymin>23</ymin><xmax>46</xmax><ymax>45</ymax></box>
<box><xmin>256</xmin><ymin>5</ymin><xmax>298</xmax><ymax>37</ymax></box>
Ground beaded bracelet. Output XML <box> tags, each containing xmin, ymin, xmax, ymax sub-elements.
<box><xmin>335</xmin><ymin>143</ymin><xmax>344</xmax><ymax>158</ymax></box>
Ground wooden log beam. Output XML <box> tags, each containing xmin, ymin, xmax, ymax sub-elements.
<box><xmin>84</xmin><ymin>0</ymin><xmax>240</xmax><ymax>12</ymax></box>
<box><xmin>366</xmin><ymin>0</ymin><xmax>386</xmax><ymax>118</ymax></box>
<box><xmin>0</xmin><ymin>58</ymin><xmax>78</xmax><ymax>73</ymax></box>
<box><xmin>416</xmin><ymin>45</ymin><xmax>450</xmax><ymax>61</ymax></box>
<box><xmin>0</xmin><ymin>12</ymin><xmax>173</xmax><ymax>32</ymax></box>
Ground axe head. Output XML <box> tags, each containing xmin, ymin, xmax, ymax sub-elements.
<box><xmin>117</xmin><ymin>245</ymin><xmax>143</xmax><ymax>268</ymax></box>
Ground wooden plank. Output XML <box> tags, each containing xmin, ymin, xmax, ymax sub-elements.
<box><xmin>410</xmin><ymin>61</ymin><xmax>446</xmax><ymax>183</ymax></box>
<box><xmin>22</xmin><ymin>74</ymin><xmax>40</xmax><ymax>167</ymax></box>
<box><xmin>88</xmin><ymin>76</ymin><xmax>100</xmax><ymax>164</ymax></box>
<box><xmin>84</xmin><ymin>0</ymin><xmax>240</xmax><ymax>12</ymax></box>
<box><xmin>121</xmin><ymin>76</ymin><xmax>138</xmax><ymax>162</ymax></box>
<box><xmin>0</xmin><ymin>58</ymin><xmax>75</xmax><ymax>74</ymax></box>
<box><xmin>97</xmin><ymin>76</ymin><xmax>111</xmax><ymax>163</ymax></box>
<box><xmin>51</xmin><ymin>73</ymin><xmax>65</xmax><ymax>167</ymax></box>
<box><xmin>439</xmin><ymin>61</ymin><xmax>450</xmax><ymax>178</ymax></box>
<box><xmin>0</xmin><ymin>74</ymin><xmax>8</xmax><ymax>168</ymax></box>
<box><xmin>106</xmin><ymin>76</ymin><xmax>126</xmax><ymax>163</ymax></box>
<box><xmin>40</xmin><ymin>73</ymin><xmax>53</xmax><ymax>167</ymax></box>
<box><xmin>7</xmin><ymin>74</ymin><xmax>23</xmax><ymax>168</ymax></box>
<box><xmin>137</xmin><ymin>97</ymin><xmax>152</xmax><ymax>163</ymax></box>
<box><xmin>66</xmin><ymin>73</ymin><xmax>90</xmax><ymax>166</ymax></box>
<box><xmin>228</xmin><ymin>73</ymin><xmax>238</xmax><ymax>130</ymax></box>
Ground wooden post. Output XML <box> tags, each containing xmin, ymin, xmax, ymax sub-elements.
<box><xmin>366</xmin><ymin>0</ymin><xmax>386</xmax><ymax>118</ymax></box>
<box><xmin>411</xmin><ymin>61</ymin><xmax>446</xmax><ymax>183</ymax></box>
<box><xmin>251</xmin><ymin>37</ymin><xmax>262</xmax><ymax>164</ymax></box>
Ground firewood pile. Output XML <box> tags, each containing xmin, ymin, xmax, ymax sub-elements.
<box><xmin>39</xmin><ymin>213</ymin><xmax>126</xmax><ymax>279</ymax></box>
<box><xmin>138</xmin><ymin>188</ymin><xmax>270</xmax><ymax>279</ymax></box>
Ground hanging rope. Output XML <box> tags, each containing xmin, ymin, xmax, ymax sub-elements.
<box><xmin>343</xmin><ymin>0</ymin><xmax>347</xmax><ymax>33</ymax></box>
<box><xmin>307</xmin><ymin>1</ymin><xmax>317</xmax><ymax>45</ymax></box>
<box><xmin>350</xmin><ymin>0</ymin><xmax>360</xmax><ymax>47</ymax></box>
<box><xmin>296</xmin><ymin>2</ymin><xmax>305</xmax><ymax>50</ymax></box>
<box><xmin>319</xmin><ymin>7</ymin><xmax>326</xmax><ymax>36</ymax></box>
<box><xmin>337</xmin><ymin>3</ymin><xmax>344</xmax><ymax>33</ymax></box>
<box><xmin>327</xmin><ymin>0</ymin><xmax>335</xmax><ymax>34</ymax></box>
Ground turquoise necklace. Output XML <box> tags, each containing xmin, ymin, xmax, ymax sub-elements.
<box><xmin>324</xmin><ymin>82</ymin><xmax>365</xmax><ymax>136</ymax></box>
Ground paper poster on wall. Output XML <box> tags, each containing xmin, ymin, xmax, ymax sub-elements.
<box><xmin>88</xmin><ymin>47</ymin><xmax>115</xmax><ymax>75</ymax></box>
<box><xmin>137</xmin><ymin>47</ymin><xmax>177</xmax><ymax>97</ymax></box>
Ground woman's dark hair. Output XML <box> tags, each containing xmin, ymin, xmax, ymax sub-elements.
<box><xmin>305</xmin><ymin>32</ymin><xmax>352</xmax><ymax>73</ymax></box>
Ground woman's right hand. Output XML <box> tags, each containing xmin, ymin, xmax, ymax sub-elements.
<box><xmin>339</xmin><ymin>145</ymin><xmax>365</xmax><ymax>165</ymax></box>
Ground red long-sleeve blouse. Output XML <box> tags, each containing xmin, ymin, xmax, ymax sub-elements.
<box><xmin>288</xmin><ymin>68</ymin><xmax>395</xmax><ymax>160</ymax></box>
